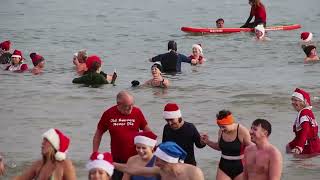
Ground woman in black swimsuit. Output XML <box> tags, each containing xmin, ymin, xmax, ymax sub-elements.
<box><xmin>201</xmin><ymin>110</ymin><xmax>252</xmax><ymax>180</ymax></box>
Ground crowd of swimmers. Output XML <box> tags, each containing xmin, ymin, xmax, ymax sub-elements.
<box><xmin>0</xmin><ymin>88</ymin><xmax>319</xmax><ymax>180</ymax></box>
<box><xmin>1</xmin><ymin>0</ymin><xmax>320</xmax><ymax>179</ymax></box>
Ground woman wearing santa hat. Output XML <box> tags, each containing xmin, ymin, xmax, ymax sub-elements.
<box><xmin>87</xmin><ymin>152</ymin><xmax>114</xmax><ymax>180</ymax></box>
<box><xmin>5</xmin><ymin>49</ymin><xmax>28</xmax><ymax>72</ymax></box>
<box><xmin>189</xmin><ymin>44</ymin><xmax>206</xmax><ymax>65</ymax></box>
<box><xmin>287</xmin><ymin>88</ymin><xmax>320</xmax><ymax>155</ymax></box>
<box><xmin>200</xmin><ymin>110</ymin><xmax>252</xmax><ymax>180</ymax></box>
<box><xmin>13</xmin><ymin>128</ymin><xmax>76</xmax><ymax>180</ymax></box>
<box><xmin>122</xmin><ymin>131</ymin><xmax>160</xmax><ymax>180</ymax></box>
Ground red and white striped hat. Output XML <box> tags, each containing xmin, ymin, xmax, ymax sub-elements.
<box><xmin>134</xmin><ymin>131</ymin><xmax>157</xmax><ymax>147</ymax></box>
<box><xmin>163</xmin><ymin>103</ymin><xmax>182</xmax><ymax>119</ymax></box>
<box><xmin>11</xmin><ymin>49</ymin><xmax>24</xmax><ymax>59</ymax></box>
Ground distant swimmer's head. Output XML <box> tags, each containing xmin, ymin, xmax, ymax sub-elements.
<box><xmin>192</xmin><ymin>44</ymin><xmax>203</xmax><ymax>56</ymax></box>
<box><xmin>11</xmin><ymin>49</ymin><xmax>24</xmax><ymax>65</ymax></box>
<box><xmin>77</xmin><ymin>49</ymin><xmax>88</xmax><ymax>63</ymax></box>
<box><xmin>303</xmin><ymin>45</ymin><xmax>317</xmax><ymax>57</ymax></box>
<box><xmin>86</xmin><ymin>55</ymin><xmax>102</xmax><ymax>72</ymax></box>
<box><xmin>216</xmin><ymin>18</ymin><xmax>224</xmax><ymax>28</ymax></box>
<box><xmin>0</xmin><ymin>40</ymin><xmax>11</xmax><ymax>51</ymax></box>
<box><xmin>168</xmin><ymin>40</ymin><xmax>177</xmax><ymax>51</ymax></box>
<box><xmin>151</xmin><ymin>63</ymin><xmax>163</xmax><ymax>73</ymax></box>
<box><xmin>255</xmin><ymin>24</ymin><xmax>265</xmax><ymax>39</ymax></box>
<box><xmin>300</xmin><ymin>32</ymin><xmax>313</xmax><ymax>43</ymax></box>
<box><xmin>30</xmin><ymin>52</ymin><xmax>45</xmax><ymax>67</ymax></box>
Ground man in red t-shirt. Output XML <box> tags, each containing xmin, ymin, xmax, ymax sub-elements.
<box><xmin>241</xmin><ymin>0</ymin><xmax>267</xmax><ymax>28</ymax></box>
<box><xmin>92</xmin><ymin>90</ymin><xmax>151</xmax><ymax>180</ymax></box>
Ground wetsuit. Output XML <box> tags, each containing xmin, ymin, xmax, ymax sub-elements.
<box><xmin>242</xmin><ymin>3</ymin><xmax>267</xmax><ymax>28</ymax></box>
<box><xmin>131</xmin><ymin>156</ymin><xmax>160</xmax><ymax>180</ymax></box>
<box><xmin>151</xmin><ymin>50</ymin><xmax>191</xmax><ymax>73</ymax></box>
<box><xmin>219</xmin><ymin>124</ymin><xmax>244</xmax><ymax>179</ymax></box>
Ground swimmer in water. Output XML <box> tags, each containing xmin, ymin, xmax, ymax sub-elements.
<box><xmin>144</xmin><ymin>63</ymin><xmax>169</xmax><ymax>88</ymax></box>
<box><xmin>30</xmin><ymin>52</ymin><xmax>45</xmax><ymax>75</ymax></box>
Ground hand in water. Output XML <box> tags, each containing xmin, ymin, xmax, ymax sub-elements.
<box><xmin>291</xmin><ymin>147</ymin><xmax>301</xmax><ymax>154</ymax></box>
<box><xmin>111</xmin><ymin>72</ymin><xmax>117</xmax><ymax>85</ymax></box>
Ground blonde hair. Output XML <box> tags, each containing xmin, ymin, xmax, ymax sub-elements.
<box><xmin>38</xmin><ymin>140</ymin><xmax>57</xmax><ymax>179</ymax></box>
<box><xmin>77</xmin><ymin>49</ymin><xmax>88</xmax><ymax>63</ymax></box>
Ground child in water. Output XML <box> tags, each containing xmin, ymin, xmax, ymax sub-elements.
<box><xmin>30</xmin><ymin>52</ymin><xmax>45</xmax><ymax>75</ymax></box>
<box><xmin>189</xmin><ymin>44</ymin><xmax>206</xmax><ymax>64</ymax></box>
<box><xmin>254</xmin><ymin>24</ymin><xmax>270</xmax><ymax>41</ymax></box>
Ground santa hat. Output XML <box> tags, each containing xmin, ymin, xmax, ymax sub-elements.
<box><xmin>30</xmin><ymin>52</ymin><xmax>44</xmax><ymax>66</ymax></box>
<box><xmin>86</xmin><ymin>55</ymin><xmax>102</xmax><ymax>70</ymax></box>
<box><xmin>134</xmin><ymin>131</ymin><xmax>157</xmax><ymax>147</ymax></box>
<box><xmin>86</xmin><ymin>152</ymin><xmax>114</xmax><ymax>176</ymax></box>
<box><xmin>163</xmin><ymin>103</ymin><xmax>182</xmax><ymax>119</ymax></box>
<box><xmin>292</xmin><ymin>88</ymin><xmax>312</xmax><ymax>106</ymax></box>
<box><xmin>192</xmin><ymin>44</ymin><xmax>203</xmax><ymax>55</ymax></box>
<box><xmin>301</xmin><ymin>32</ymin><xmax>313</xmax><ymax>43</ymax></box>
<box><xmin>11</xmin><ymin>49</ymin><xmax>24</xmax><ymax>59</ymax></box>
<box><xmin>154</xmin><ymin>141</ymin><xmax>187</xmax><ymax>163</ymax></box>
<box><xmin>42</xmin><ymin>128</ymin><xmax>70</xmax><ymax>161</ymax></box>
<box><xmin>0</xmin><ymin>40</ymin><xmax>11</xmax><ymax>51</ymax></box>
<box><xmin>255</xmin><ymin>24</ymin><xmax>265</xmax><ymax>38</ymax></box>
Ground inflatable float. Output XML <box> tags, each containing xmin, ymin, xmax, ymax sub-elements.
<box><xmin>181</xmin><ymin>24</ymin><xmax>301</xmax><ymax>34</ymax></box>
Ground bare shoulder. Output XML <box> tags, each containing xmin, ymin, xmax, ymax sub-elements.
<box><xmin>268</xmin><ymin>144</ymin><xmax>282</xmax><ymax>157</ymax></box>
<box><xmin>60</xmin><ymin>159</ymin><xmax>75</xmax><ymax>168</ymax></box>
<box><xmin>244</xmin><ymin>144</ymin><xmax>256</xmax><ymax>153</ymax></box>
<box><xmin>185</xmin><ymin>164</ymin><xmax>204</xmax><ymax>179</ymax></box>
<box><xmin>127</xmin><ymin>155</ymin><xmax>139</xmax><ymax>165</ymax></box>
<box><xmin>239</xmin><ymin>124</ymin><xmax>250</xmax><ymax>133</ymax></box>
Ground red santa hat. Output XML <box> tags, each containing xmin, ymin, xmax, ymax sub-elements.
<box><xmin>163</xmin><ymin>103</ymin><xmax>182</xmax><ymax>119</ymax></box>
<box><xmin>292</xmin><ymin>88</ymin><xmax>312</xmax><ymax>106</ymax></box>
<box><xmin>42</xmin><ymin>128</ymin><xmax>70</xmax><ymax>161</ymax></box>
<box><xmin>300</xmin><ymin>32</ymin><xmax>313</xmax><ymax>43</ymax></box>
<box><xmin>192</xmin><ymin>44</ymin><xmax>203</xmax><ymax>55</ymax></box>
<box><xmin>86</xmin><ymin>152</ymin><xmax>114</xmax><ymax>176</ymax></box>
<box><xmin>11</xmin><ymin>49</ymin><xmax>24</xmax><ymax>59</ymax></box>
<box><xmin>30</xmin><ymin>52</ymin><xmax>44</xmax><ymax>66</ymax></box>
<box><xmin>86</xmin><ymin>55</ymin><xmax>102</xmax><ymax>70</ymax></box>
<box><xmin>134</xmin><ymin>131</ymin><xmax>157</xmax><ymax>147</ymax></box>
<box><xmin>0</xmin><ymin>40</ymin><xmax>11</xmax><ymax>51</ymax></box>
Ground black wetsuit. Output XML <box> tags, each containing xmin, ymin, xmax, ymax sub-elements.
<box><xmin>218</xmin><ymin>124</ymin><xmax>244</xmax><ymax>179</ymax></box>
<box><xmin>151</xmin><ymin>50</ymin><xmax>191</xmax><ymax>73</ymax></box>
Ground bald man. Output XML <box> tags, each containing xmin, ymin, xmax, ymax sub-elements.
<box><xmin>93</xmin><ymin>91</ymin><xmax>151</xmax><ymax>180</ymax></box>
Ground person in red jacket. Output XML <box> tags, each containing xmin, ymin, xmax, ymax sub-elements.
<box><xmin>5</xmin><ymin>50</ymin><xmax>28</xmax><ymax>72</ymax></box>
<box><xmin>287</xmin><ymin>88</ymin><xmax>320</xmax><ymax>155</ymax></box>
<box><xmin>241</xmin><ymin>0</ymin><xmax>266</xmax><ymax>28</ymax></box>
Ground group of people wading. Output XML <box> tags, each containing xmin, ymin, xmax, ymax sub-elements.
<box><xmin>1</xmin><ymin>88</ymin><xmax>319</xmax><ymax>180</ymax></box>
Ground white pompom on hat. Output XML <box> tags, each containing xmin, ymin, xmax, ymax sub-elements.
<box><xmin>163</xmin><ymin>103</ymin><xmax>182</xmax><ymax>119</ymax></box>
<box><xmin>42</xmin><ymin>128</ymin><xmax>70</xmax><ymax>161</ymax></box>
<box><xmin>255</xmin><ymin>24</ymin><xmax>265</xmax><ymax>38</ymax></box>
<box><xmin>86</xmin><ymin>152</ymin><xmax>114</xmax><ymax>177</ymax></box>
<box><xmin>134</xmin><ymin>131</ymin><xmax>157</xmax><ymax>147</ymax></box>
<box><xmin>192</xmin><ymin>44</ymin><xmax>203</xmax><ymax>55</ymax></box>
<box><xmin>301</xmin><ymin>32</ymin><xmax>313</xmax><ymax>43</ymax></box>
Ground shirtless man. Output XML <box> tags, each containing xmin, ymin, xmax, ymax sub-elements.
<box><xmin>114</xmin><ymin>141</ymin><xmax>204</xmax><ymax>180</ymax></box>
<box><xmin>244</xmin><ymin>119</ymin><xmax>282</xmax><ymax>180</ymax></box>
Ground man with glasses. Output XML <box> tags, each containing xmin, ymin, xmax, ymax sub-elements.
<box><xmin>161</xmin><ymin>103</ymin><xmax>206</xmax><ymax>166</ymax></box>
<box><xmin>93</xmin><ymin>90</ymin><xmax>151</xmax><ymax>180</ymax></box>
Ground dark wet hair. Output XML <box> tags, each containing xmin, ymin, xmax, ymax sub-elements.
<box><xmin>216</xmin><ymin>110</ymin><xmax>232</xmax><ymax>120</ymax></box>
<box><xmin>252</xmin><ymin>119</ymin><xmax>272</xmax><ymax>136</ymax></box>
<box><xmin>151</xmin><ymin>63</ymin><xmax>163</xmax><ymax>72</ymax></box>
<box><xmin>168</xmin><ymin>40</ymin><xmax>177</xmax><ymax>51</ymax></box>
<box><xmin>216</xmin><ymin>18</ymin><xmax>224</xmax><ymax>23</ymax></box>
<box><xmin>303</xmin><ymin>45</ymin><xmax>316</xmax><ymax>57</ymax></box>
<box><xmin>131</xmin><ymin>80</ymin><xmax>140</xmax><ymax>87</ymax></box>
